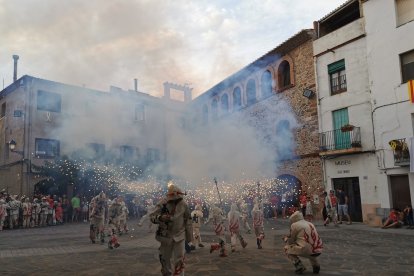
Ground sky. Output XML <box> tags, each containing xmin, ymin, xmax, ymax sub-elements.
<box><xmin>0</xmin><ymin>0</ymin><xmax>346</xmax><ymax>99</ymax></box>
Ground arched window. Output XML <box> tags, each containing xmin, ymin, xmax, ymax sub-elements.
<box><xmin>221</xmin><ymin>94</ymin><xmax>229</xmax><ymax>114</ymax></box>
<box><xmin>233</xmin><ymin>87</ymin><xmax>242</xmax><ymax>109</ymax></box>
<box><xmin>246</xmin><ymin>79</ymin><xmax>256</xmax><ymax>105</ymax></box>
<box><xmin>261</xmin><ymin>70</ymin><xmax>273</xmax><ymax>98</ymax></box>
<box><xmin>202</xmin><ymin>104</ymin><xmax>208</xmax><ymax>125</ymax></box>
<box><xmin>278</xmin><ymin>60</ymin><xmax>291</xmax><ymax>89</ymax></box>
<box><xmin>211</xmin><ymin>99</ymin><xmax>218</xmax><ymax>121</ymax></box>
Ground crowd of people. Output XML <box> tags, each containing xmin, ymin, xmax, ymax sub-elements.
<box><xmin>0</xmin><ymin>192</ymin><xmax>87</xmax><ymax>231</ymax></box>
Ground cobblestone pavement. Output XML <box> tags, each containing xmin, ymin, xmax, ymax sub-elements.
<box><xmin>1</xmin><ymin>218</ymin><xmax>414</xmax><ymax>275</ymax></box>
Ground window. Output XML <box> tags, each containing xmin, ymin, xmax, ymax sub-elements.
<box><xmin>87</xmin><ymin>143</ymin><xmax>105</xmax><ymax>159</ymax></box>
<box><xmin>211</xmin><ymin>99</ymin><xmax>218</xmax><ymax>121</ymax></box>
<box><xmin>1</xmin><ymin>102</ymin><xmax>6</xmax><ymax>118</ymax></box>
<box><xmin>328</xmin><ymin>59</ymin><xmax>347</xmax><ymax>95</ymax></box>
<box><xmin>37</xmin><ymin>90</ymin><xmax>61</xmax><ymax>112</ymax></box>
<box><xmin>134</xmin><ymin>103</ymin><xmax>145</xmax><ymax>122</ymax></box>
<box><xmin>401</xmin><ymin>49</ymin><xmax>414</xmax><ymax>83</ymax></box>
<box><xmin>261</xmin><ymin>70</ymin><xmax>273</xmax><ymax>98</ymax></box>
<box><xmin>221</xmin><ymin>94</ymin><xmax>229</xmax><ymax>114</ymax></box>
<box><xmin>233</xmin><ymin>87</ymin><xmax>242</xmax><ymax>109</ymax></box>
<box><xmin>147</xmin><ymin>148</ymin><xmax>160</xmax><ymax>163</ymax></box>
<box><xmin>120</xmin><ymin>145</ymin><xmax>134</xmax><ymax>160</ymax></box>
<box><xmin>246</xmin><ymin>79</ymin><xmax>257</xmax><ymax>105</ymax></box>
<box><xmin>278</xmin><ymin>60</ymin><xmax>291</xmax><ymax>89</ymax></box>
<box><xmin>396</xmin><ymin>0</ymin><xmax>414</xmax><ymax>26</ymax></box>
<box><xmin>35</xmin><ymin>138</ymin><xmax>60</xmax><ymax>158</ymax></box>
<box><xmin>332</xmin><ymin>108</ymin><xmax>351</xmax><ymax>150</ymax></box>
<box><xmin>202</xmin><ymin>104</ymin><xmax>208</xmax><ymax>125</ymax></box>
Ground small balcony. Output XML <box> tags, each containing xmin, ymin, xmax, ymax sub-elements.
<box><xmin>389</xmin><ymin>138</ymin><xmax>410</xmax><ymax>166</ymax></box>
<box><xmin>319</xmin><ymin>127</ymin><xmax>362</xmax><ymax>156</ymax></box>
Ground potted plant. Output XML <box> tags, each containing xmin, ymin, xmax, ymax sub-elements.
<box><xmin>341</xmin><ymin>124</ymin><xmax>354</xmax><ymax>132</ymax></box>
<box><xmin>351</xmin><ymin>141</ymin><xmax>361</xmax><ymax>148</ymax></box>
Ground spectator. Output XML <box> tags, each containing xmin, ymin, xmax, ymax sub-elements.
<box><xmin>61</xmin><ymin>194</ymin><xmax>70</xmax><ymax>223</ymax></box>
<box><xmin>305</xmin><ymin>196</ymin><xmax>313</xmax><ymax>222</ymax></box>
<box><xmin>324</xmin><ymin>190</ymin><xmax>338</xmax><ymax>227</ymax></box>
<box><xmin>321</xmin><ymin>192</ymin><xmax>328</xmax><ymax>222</ymax></box>
<box><xmin>71</xmin><ymin>194</ymin><xmax>81</xmax><ymax>222</ymax></box>
<box><xmin>403</xmin><ymin>205</ymin><xmax>413</xmax><ymax>229</ymax></box>
<box><xmin>382</xmin><ymin>208</ymin><xmax>401</xmax><ymax>229</ymax></box>
<box><xmin>337</xmin><ymin>188</ymin><xmax>352</xmax><ymax>225</ymax></box>
<box><xmin>299</xmin><ymin>191</ymin><xmax>307</xmax><ymax>217</ymax></box>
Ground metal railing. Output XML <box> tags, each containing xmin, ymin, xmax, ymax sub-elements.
<box><xmin>389</xmin><ymin>138</ymin><xmax>410</xmax><ymax>166</ymax></box>
<box><xmin>319</xmin><ymin>127</ymin><xmax>361</xmax><ymax>151</ymax></box>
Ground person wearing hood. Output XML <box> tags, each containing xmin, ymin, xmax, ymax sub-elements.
<box><xmin>0</xmin><ymin>198</ymin><xmax>7</xmax><ymax>231</ymax></box>
<box><xmin>22</xmin><ymin>197</ymin><xmax>32</xmax><ymax>228</ymax></box>
<box><xmin>31</xmin><ymin>198</ymin><xmax>41</xmax><ymax>227</ymax></box>
<box><xmin>190</xmin><ymin>204</ymin><xmax>205</xmax><ymax>248</ymax></box>
<box><xmin>89</xmin><ymin>192</ymin><xmax>107</xmax><ymax>244</ymax></box>
<box><xmin>138</xmin><ymin>198</ymin><xmax>156</xmax><ymax>233</ymax></box>
<box><xmin>107</xmin><ymin>196</ymin><xmax>122</xmax><ymax>249</ymax></box>
<box><xmin>238</xmin><ymin>198</ymin><xmax>252</xmax><ymax>234</ymax></box>
<box><xmin>228</xmin><ymin>203</ymin><xmax>248</xmax><ymax>252</ymax></box>
<box><xmin>150</xmin><ymin>182</ymin><xmax>192</xmax><ymax>276</ymax></box>
<box><xmin>251</xmin><ymin>201</ymin><xmax>265</xmax><ymax>249</ymax></box>
<box><xmin>283</xmin><ymin>211</ymin><xmax>323</xmax><ymax>274</ymax></box>
<box><xmin>8</xmin><ymin>195</ymin><xmax>21</xmax><ymax>229</ymax></box>
<box><xmin>205</xmin><ymin>203</ymin><xmax>227</xmax><ymax>257</ymax></box>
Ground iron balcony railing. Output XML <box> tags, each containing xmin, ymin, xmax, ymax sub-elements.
<box><xmin>389</xmin><ymin>138</ymin><xmax>410</xmax><ymax>166</ymax></box>
<box><xmin>319</xmin><ymin>127</ymin><xmax>361</xmax><ymax>152</ymax></box>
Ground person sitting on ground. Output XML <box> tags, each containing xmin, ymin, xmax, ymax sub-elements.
<box><xmin>382</xmin><ymin>208</ymin><xmax>401</xmax><ymax>229</ymax></box>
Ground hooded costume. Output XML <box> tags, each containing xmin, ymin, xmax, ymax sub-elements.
<box><xmin>251</xmin><ymin>201</ymin><xmax>265</xmax><ymax>249</ymax></box>
<box><xmin>284</xmin><ymin>211</ymin><xmax>323</xmax><ymax>274</ymax></box>
<box><xmin>89</xmin><ymin>192</ymin><xmax>107</xmax><ymax>244</ymax></box>
<box><xmin>150</xmin><ymin>182</ymin><xmax>192</xmax><ymax>276</ymax></box>
<box><xmin>228</xmin><ymin>203</ymin><xmax>247</xmax><ymax>252</ymax></box>
<box><xmin>205</xmin><ymin>204</ymin><xmax>227</xmax><ymax>257</ymax></box>
<box><xmin>238</xmin><ymin>199</ymin><xmax>252</xmax><ymax>234</ymax></box>
<box><xmin>190</xmin><ymin>204</ymin><xmax>204</xmax><ymax>248</ymax></box>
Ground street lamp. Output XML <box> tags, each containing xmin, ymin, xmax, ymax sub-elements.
<box><xmin>8</xmin><ymin>139</ymin><xmax>24</xmax><ymax>155</ymax></box>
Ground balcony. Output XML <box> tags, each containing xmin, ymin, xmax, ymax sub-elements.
<box><xmin>389</xmin><ymin>138</ymin><xmax>410</xmax><ymax>166</ymax></box>
<box><xmin>319</xmin><ymin>127</ymin><xmax>362</xmax><ymax>156</ymax></box>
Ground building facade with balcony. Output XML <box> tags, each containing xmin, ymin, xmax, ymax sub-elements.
<box><xmin>0</xmin><ymin>75</ymin><xmax>189</xmax><ymax>196</ymax></box>
<box><xmin>362</xmin><ymin>0</ymin><xmax>414</xmax><ymax>221</ymax></box>
<box><xmin>314</xmin><ymin>0</ymin><xmax>375</xmax><ymax>223</ymax></box>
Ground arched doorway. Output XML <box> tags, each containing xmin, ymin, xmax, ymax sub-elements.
<box><xmin>271</xmin><ymin>174</ymin><xmax>302</xmax><ymax>217</ymax></box>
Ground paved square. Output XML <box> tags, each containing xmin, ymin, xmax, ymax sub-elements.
<box><xmin>0</xmin><ymin>219</ymin><xmax>413</xmax><ymax>275</ymax></box>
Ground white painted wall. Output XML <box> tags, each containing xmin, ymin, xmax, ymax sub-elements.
<box><xmin>325</xmin><ymin>153</ymin><xmax>379</xmax><ymax>205</ymax></box>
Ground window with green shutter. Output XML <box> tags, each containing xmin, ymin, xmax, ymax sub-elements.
<box><xmin>328</xmin><ymin>59</ymin><xmax>347</xmax><ymax>95</ymax></box>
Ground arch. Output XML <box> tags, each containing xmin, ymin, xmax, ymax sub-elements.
<box><xmin>274</xmin><ymin>174</ymin><xmax>302</xmax><ymax>212</ymax></box>
<box><xmin>202</xmin><ymin>104</ymin><xmax>208</xmax><ymax>125</ymax></box>
<box><xmin>246</xmin><ymin>79</ymin><xmax>257</xmax><ymax>105</ymax></box>
<box><xmin>233</xmin><ymin>87</ymin><xmax>242</xmax><ymax>110</ymax></box>
<box><xmin>221</xmin><ymin>94</ymin><xmax>229</xmax><ymax>114</ymax></box>
<box><xmin>211</xmin><ymin>98</ymin><xmax>218</xmax><ymax>121</ymax></box>
<box><xmin>275</xmin><ymin>55</ymin><xmax>294</xmax><ymax>91</ymax></box>
<box><xmin>261</xmin><ymin>70</ymin><xmax>273</xmax><ymax>98</ymax></box>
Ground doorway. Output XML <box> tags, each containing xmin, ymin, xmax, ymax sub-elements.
<box><xmin>333</xmin><ymin>177</ymin><xmax>363</xmax><ymax>222</ymax></box>
<box><xmin>389</xmin><ymin>175</ymin><xmax>412</xmax><ymax>211</ymax></box>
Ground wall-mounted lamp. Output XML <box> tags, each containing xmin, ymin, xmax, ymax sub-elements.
<box><xmin>303</xmin><ymin>89</ymin><xmax>315</xmax><ymax>99</ymax></box>
<box><xmin>8</xmin><ymin>139</ymin><xmax>24</xmax><ymax>156</ymax></box>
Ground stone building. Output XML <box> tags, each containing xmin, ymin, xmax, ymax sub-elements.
<box><xmin>189</xmin><ymin>29</ymin><xmax>323</xmax><ymax>213</ymax></box>
<box><xmin>0</xmin><ymin>75</ymin><xmax>190</xmax><ymax>196</ymax></box>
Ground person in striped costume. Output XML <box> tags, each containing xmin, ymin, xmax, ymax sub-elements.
<box><xmin>205</xmin><ymin>204</ymin><xmax>227</xmax><ymax>257</ymax></box>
